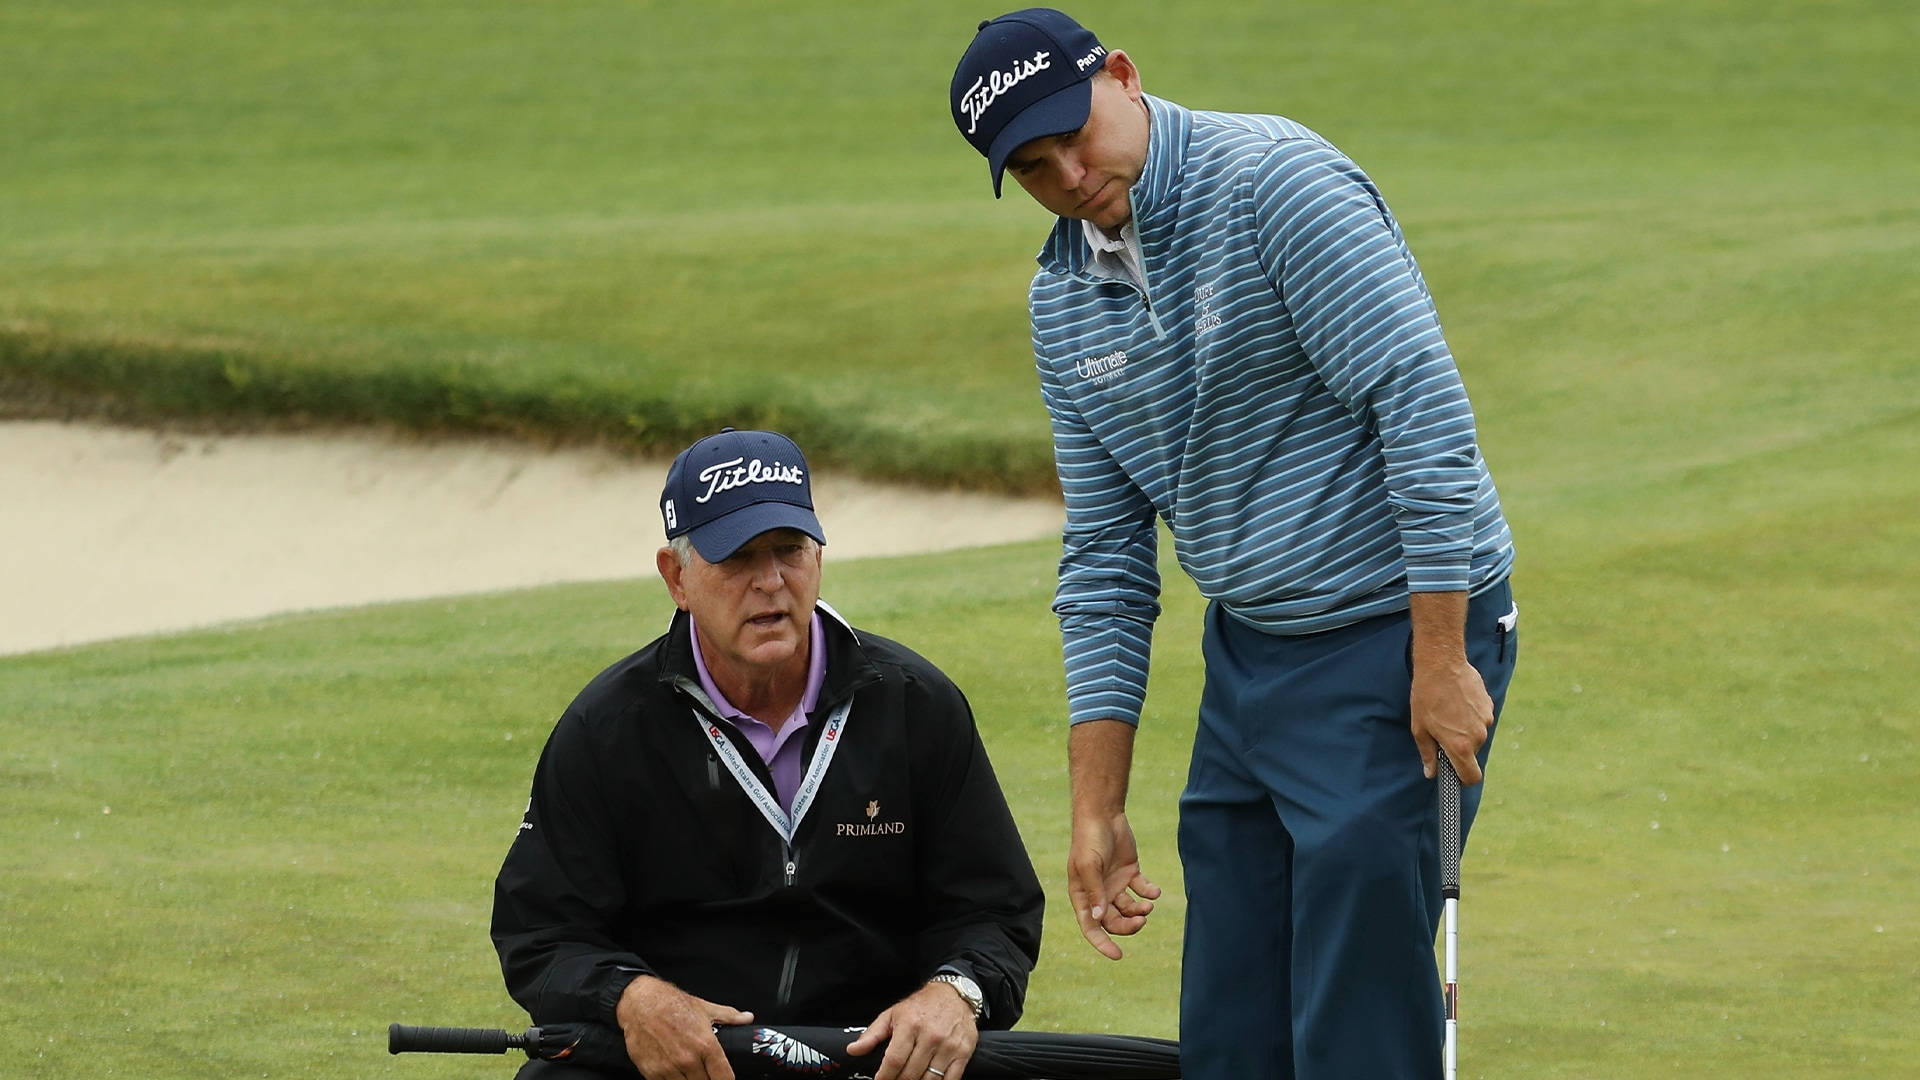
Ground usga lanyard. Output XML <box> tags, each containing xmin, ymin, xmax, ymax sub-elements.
<box><xmin>693</xmin><ymin>700</ymin><xmax>852</xmax><ymax>845</ymax></box>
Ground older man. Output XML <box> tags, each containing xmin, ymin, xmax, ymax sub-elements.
<box><xmin>492</xmin><ymin>428</ymin><xmax>1044</xmax><ymax>1080</ymax></box>
<box><xmin>951</xmin><ymin>10</ymin><xmax>1519</xmax><ymax>1080</ymax></box>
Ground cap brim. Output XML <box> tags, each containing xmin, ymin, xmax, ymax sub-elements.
<box><xmin>686</xmin><ymin>502</ymin><xmax>826</xmax><ymax>564</ymax></box>
<box><xmin>985</xmin><ymin>78</ymin><xmax>1094</xmax><ymax>198</ymax></box>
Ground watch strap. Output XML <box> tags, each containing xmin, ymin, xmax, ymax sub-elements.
<box><xmin>930</xmin><ymin>972</ymin><xmax>985</xmax><ymax>1020</ymax></box>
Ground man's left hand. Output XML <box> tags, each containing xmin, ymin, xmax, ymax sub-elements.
<box><xmin>1410</xmin><ymin>655</ymin><xmax>1494</xmax><ymax>785</ymax></box>
<box><xmin>846</xmin><ymin>979</ymin><xmax>979</xmax><ymax>1080</ymax></box>
<box><xmin>1407</xmin><ymin>590</ymin><xmax>1493</xmax><ymax>785</ymax></box>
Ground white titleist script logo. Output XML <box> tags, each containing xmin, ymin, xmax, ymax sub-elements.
<box><xmin>1074</xmin><ymin>349</ymin><xmax>1130</xmax><ymax>385</ymax></box>
<box><xmin>960</xmin><ymin>50</ymin><xmax>1051</xmax><ymax>135</ymax></box>
<box><xmin>695</xmin><ymin>456</ymin><xmax>806</xmax><ymax>504</ymax></box>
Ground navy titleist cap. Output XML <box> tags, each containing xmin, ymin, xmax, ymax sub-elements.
<box><xmin>951</xmin><ymin>8</ymin><xmax>1106</xmax><ymax>196</ymax></box>
<box><xmin>661</xmin><ymin>428</ymin><xmax>825</xmax><ymax>563</ymax></box>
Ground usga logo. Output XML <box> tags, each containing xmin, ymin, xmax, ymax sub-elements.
<box><xmin>837</xmin><ymin>799</ymin><xmax>905</xmax><ymax>837</ymax></box>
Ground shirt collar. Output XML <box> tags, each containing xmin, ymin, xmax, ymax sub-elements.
<box><xmin>1080</xmin><ymin>217</ymin><xmax>1130</xmax><ymax>254</ymax></box>
<box><xmin>1079</xmin><ymin>217</ymin><xmax>1144</xmax><ymax>289</ymax></box>
<box><xmin>687</xmin><ymin>610</ymin><xmax>826</xmax><ymax>725</ymax></box>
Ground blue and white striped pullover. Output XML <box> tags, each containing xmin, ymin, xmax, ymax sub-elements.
<box><xmin>1030</xmin><ymin>96</ymin><xmax>1515</xmax><ymax>726</ymax></box>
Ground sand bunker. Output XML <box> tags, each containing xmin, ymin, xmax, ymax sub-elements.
<box><xmin>0</xmin><ymin>421</ymin><xmax>1063</xmax><ymax>655</ymax></box>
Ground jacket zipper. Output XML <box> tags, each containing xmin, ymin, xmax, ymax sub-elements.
<box><xmin>677</xmin><ymin>675</ymin><xmax>832</xmax><ymax>1011</ymax></box>
<box><xmin>777</xmin><ymin>837</ymin><xmax>799</xmax><ymax>1005</ymax></box>
<box><xmin>1143</xmin><ymin>305</ymin><xmax>1167</xmax><ymax>338</ymax></box>
<box><xmin>1138</xmin><ymin>281</ymin><xmax>1167</xmax><ymax>339</ymax></box>
<box><xmin>776</xmin><ymin>941</ymin><xmax>800</xmax><ymax>1009</ymax></box>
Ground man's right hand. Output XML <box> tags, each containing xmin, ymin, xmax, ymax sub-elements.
<box><xmin>1067</xmin><ymin>720</ymin><xmax>1161</xmax><ymax>960</ymax></box>
<box><xmin>614</xmin><ymin>974</ymin><xmax>754</xmax><ymax>1080</ymax></box>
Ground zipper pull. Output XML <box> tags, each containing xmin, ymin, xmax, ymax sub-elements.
<box><xmin>785</xmin><ymin>859</ymin><xmax>797</xmax><ymax>886</ymax></box>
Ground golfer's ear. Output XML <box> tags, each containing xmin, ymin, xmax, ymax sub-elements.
<box><xmin>657</xmin><ymin>546</ymin><xmax>688</xmax><ymax>610</ymax></box>
<box><xmin>1103</xmin><ymin>49</ymin><xmax>1142</xmax><ymax>94</ymax></box>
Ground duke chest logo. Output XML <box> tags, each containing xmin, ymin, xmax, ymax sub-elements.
<box><xmin>1194</xmin><ymin>281</ymin><xmax>1223</xmax><ymax>334</ymax></box>
<box><xmin>837</xmin><ymin>799</ymin><xmax>905</xmax><ymax>837</ymax></box>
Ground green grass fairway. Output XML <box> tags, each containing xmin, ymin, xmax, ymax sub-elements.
<box><xmin>4</xmin><ymin>486</ymin><xmax>1917</xmax><ymax>1078</ymax></box>
<box><xmin>4</xmin><ymin>1</ymin><xmax>1915</xmax><ymax>489</ymax></box>
<box><xmin>3</xmin><ymin>0</ymin><xmax>1917</xmax><ymax>1077</ymax></box>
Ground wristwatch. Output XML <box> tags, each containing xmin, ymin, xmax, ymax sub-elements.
<box><xmin>930</xmin><ymin>972</ymin><xmax>986</xmax><ymax>1021</ymax></box>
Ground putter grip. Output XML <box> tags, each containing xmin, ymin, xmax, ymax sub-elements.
<box><xmin>1437</xmin><ymin>754</ymin><xmax>1462</xmax><ymax>899</ymax></box>
<box><xmin>387</xmin><ymin>1023</ymin><xmax>515</xmax><ymax>1055</ymax></box>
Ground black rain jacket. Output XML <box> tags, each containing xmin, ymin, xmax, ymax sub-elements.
<box><xmin>491</xmin><ymin>603</ymin><xmax>1044</xmax><ymax>1032</ymax></box>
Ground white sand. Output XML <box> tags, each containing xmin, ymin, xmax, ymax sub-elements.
<box><xmin>0</xmin><ymin>420</ymin><xmax>1063</xmax><ymax>655</ymax></box>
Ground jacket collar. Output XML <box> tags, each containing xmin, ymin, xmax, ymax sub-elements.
<box><xmin>655</xmin><ymin>600</ymin><xmax>880</xmax><ymax>715</ymax></box>
<box><xmin>1036</xmin><ymin>94</ymin><xmax>1192</xmax><ymax>278</ymax></box>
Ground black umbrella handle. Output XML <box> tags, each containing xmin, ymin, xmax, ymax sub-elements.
<box><xmin>389</xmin><ymin>1021</ymin><xmax>1181</xmax><ymax>1078</ymax></box>
<box><xmin>387</xmin><ymin>1023</ymin><xmax>582</xmax><ymax>1059</ymax></box>
<box><xmin>388</xmin><ymin>1024</ymin><xmax>525</xmax><ymax>1055</ymax></box>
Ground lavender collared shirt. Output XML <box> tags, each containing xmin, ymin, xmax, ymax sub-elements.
<box><xmin>688</xmin><ymin>610</ymin><xmax>827</xmax><ymax>811</ymax></box>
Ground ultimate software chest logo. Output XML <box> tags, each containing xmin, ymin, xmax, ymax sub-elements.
<box><xmin>837</xmin><ymin>800</ymin><xmax>905</xmax><ymax>837</ymax></box>
<box><xmin>1074</xmin><ymin>349</ymin><xmax>1129</xmax><ymax>385</ymax></box>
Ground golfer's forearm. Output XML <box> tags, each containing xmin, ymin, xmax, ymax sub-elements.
<box><xmin>1408</xmin><ymin>590</ymin><xmax>1470</xmax><ymax>670</ymax></box>
<box><xmin>1068</xmin><ymin>719</ymin><xmax>1137</xmax><ymax>818</ymax></box>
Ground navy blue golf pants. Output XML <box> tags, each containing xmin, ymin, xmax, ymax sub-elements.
<box><xmin>1177</xmin><ymin>580</ymin><xmax>1516</xmax><ymax>1080</ymax></box>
